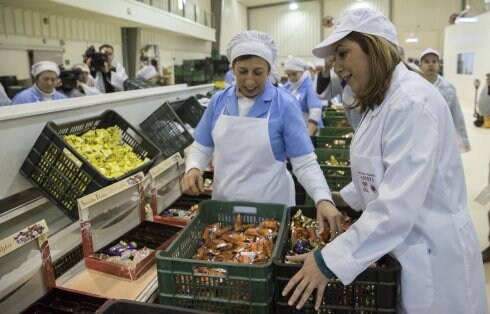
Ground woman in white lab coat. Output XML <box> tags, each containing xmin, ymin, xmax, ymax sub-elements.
<box><xmin>181</xmin><ymin>30</ymin><xmax>343</xmax><ymax>237</ymax></box>
<box><xmin>282</xmin><ymin>8</ymin><xmax>487</xmax><ymax>314</ymax></box>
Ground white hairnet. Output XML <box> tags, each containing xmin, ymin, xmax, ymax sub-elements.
<box><xmin>136</xmin><ymin>65</ymin><xmax>158</xmax><ymax>80</ymax></box>
<box><xmin>284</xmin><ymin>57</ymin><xmax>307</xmax><ymax>72</ymax></box>
<box><xmin>31</xmin><ymin>61</ymin><xmax>60</xmax><ymax>77</ymax></box>
<box><xmin>227</xmin><ymin>30</ymin><xmax>277</xmax><ymax>67</ymax></box>
<box><xmin>72</xmin><ymin>63</ymin><xmax>90</xmax><ymax>73</ymax></box>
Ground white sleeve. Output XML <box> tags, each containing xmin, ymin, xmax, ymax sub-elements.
<box><xmin>185</xmin><ymin>141</ymin><xmax>214</xmax><ymax>173</ymax></box>
<box><xmin>291</xmin><ymin>152</ymin><xmax>333</xmax><ymax>204</ymax></box>
<box><xmin>316</xmin><ymin>70</ymin><xmax>344</xmax><ymax>100</ymax></box>
<box><xmin>111</xmin><ymin>63</ymin><xmax>129</xmax><ymax>91</ymax></box>
<box><xmin>81</xmin><ymin>83</ymin><xmax>102</xmax><ymax>95</ymax></box>
<box><xmin>308</xmin><ymin>108</ymin><xmax>322</xmax><ymax>124</ymax></box>
<box><xmin>339</xmin><ymin>182</ymin><xmax>363</xmax><ymax>211</ymax></box>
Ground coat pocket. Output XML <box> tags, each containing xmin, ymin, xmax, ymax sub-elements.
<box><xmin>394</xmin><ymin>243</ymin><xmax>435</xmax><ymax>310</ymax></box>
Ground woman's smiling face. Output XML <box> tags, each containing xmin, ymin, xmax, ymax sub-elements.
<box><xmin>233</xmin><ymin>56</ymin><xmax>269</xmax><ymax>98</ymax></box>
<box><xmin>332</xmin><ymin>38</ymin><xmax>370</xmax><ymax>95</ymax></box>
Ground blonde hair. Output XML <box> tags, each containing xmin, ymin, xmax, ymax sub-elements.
<box><xmin>345</xmin><ymin>32</ymin><xmax>419</xmax><ymax>112</ymax></box>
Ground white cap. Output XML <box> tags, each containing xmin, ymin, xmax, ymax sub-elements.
<box><xmin>419</xmin><ymin>48</ymin><xmax>440</xmax><ymax>61</ymax></box>
<box><xmin>136</xmin><ymin>65</ymin><xmax>158</xmax><ymax>80</ymax></box>
<box><xmin>313</xmin><ymin>58</ymin><xmax>325</xmax><ymax>68</ymax></box>
<box><xmin>284</xmin><ymin>57</ymin><xmax>307</xmax><ymax>72</ymax></box>
<box><xmin>72</xmin><ymin>63</ymin><xmax>90</xmax><ymax>73</ymax></box>
<box><xmin>31</xmin><ymin>61</ymin><xmax>60</xmax><ymax>77</ymax></box>
<box><xmin>227</xmin><ymin>30</ymin><xmax>277</xmax><ymax>66</ymax></box>
<box><xmin>312</xmin><ymin>8</ymin><xmax>398</xmax><ymax>58</ymax></box>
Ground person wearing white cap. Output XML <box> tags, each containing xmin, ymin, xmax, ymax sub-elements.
<box><xmin>11</xmin><ymin>61</ymin><xmax>67</xmax><ymax>105</ymax></box>
<box><xmin>283</xmin><ymin>57</ymin><xmax>324</xmax><ymax>135</ymax></box>
<box><xmin>282</xmin><ymin>8</ymin><xmax>487</xmax><ymax>314</ymax></box>
<box><xmin>181</xmin><ymin>30</ymin><xmax>342</xmax><ymax>237</ymax></box>
<box><xmin>419</xmin><ymin>48</ymin><xmax>470</xmax><ymax>152</ymax></box>
<box><xmin>136</xmin><ymin>65</ymin><xmax>159</xmax><ymax>84</ymax></box>
<box><xmin>67</xmin><ymin>63</ymin><xmax>102</xmax><ymax>97</ymax></box>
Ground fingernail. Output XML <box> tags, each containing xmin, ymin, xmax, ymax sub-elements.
<box><xmin>288</xmin><ymin>301</ymin><xmax>293</xmax><ymax>306</ymax></box>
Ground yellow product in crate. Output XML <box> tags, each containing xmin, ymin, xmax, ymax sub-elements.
<box><xmin>65</xmin><ymin>127</ymin><xmax>149</xmax><ymax>178</ymax></box>
<box><xmin>214</xmin><ymin>80</ymin><xmax>227</xmax><ymax>89</ymax></box>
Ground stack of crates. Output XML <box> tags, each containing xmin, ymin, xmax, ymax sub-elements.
<box><xmin>302</xmin><ymin>109</ymin><xmax>354</xmax><ymax>205</ymax></box>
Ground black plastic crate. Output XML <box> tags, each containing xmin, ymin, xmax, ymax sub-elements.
<box><xmin>19</xmin><ymin>110</ymin><xmax>161</xmax><ymax>221</ymax></box>
<box><xmin>273</xmin><ymin>207</ymin><xmax>400</xmax><ymax>314</ymax></box>
<box><xmin>169</xmin><ymin>96</ymin><xmax>205</xmax><ymax>129</ymax></box>
<box><xmin>21</xmin><ymin>287</ymin><xmax>108</xmax><ymax>313</ymax></box>
<box><xmin>140</xmin><ymin>101</ymin><xmax>195</xmax><ymax>160</ymax></box>
<box><xmin>53</xmin><ymin>244</ymin><xmax>84</xmax><ymax>279</ymax></box>
<box><xmin>98</xmin><ymin>299</ymin><xmax>213</xmax><ymax>314</ymax></box>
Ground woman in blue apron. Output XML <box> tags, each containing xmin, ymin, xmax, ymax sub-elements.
<box><xmin>282</xmin><ymin>8</ymin><xmax>487</xmax><ymax>314</ymax></box>
<box><xmin>181</xmin><ymin>30</ymin><xmax>343</xmax><ymax>238</ymax></box>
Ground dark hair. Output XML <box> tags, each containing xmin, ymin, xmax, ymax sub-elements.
<box><xmin>99</xmin><ymin>44</ymin><xmax>114</xmax><ymax>52</ymax></box>
<box><xmin>232</xmin><ymin>55</ymin><xmax>271</xmax><ymax>72</ymax></box>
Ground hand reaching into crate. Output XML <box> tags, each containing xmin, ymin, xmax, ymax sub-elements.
<box><xmin>282</xmin><ymin>252</ymin><xmax>330</xmax><ymax>310</ymax></box>
<box><xmin>180</xmin><ymin>168</ymin><xmax>204</xmax><ymax>196</ymax></box>
<box><xmin>316</xmin><ymin>200</ymin><xmax>343</xmax><ymax>241</ymax></box>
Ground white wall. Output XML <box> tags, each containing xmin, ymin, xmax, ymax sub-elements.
<box><xmin>444</xmin><ymin>11</ymin><xmax>490</xmax><ymax>103</ymax></box>
<box><xmin>220</xmin><ymin>0</ymin><xmax>248</xmax><ymax>57</ymax></box>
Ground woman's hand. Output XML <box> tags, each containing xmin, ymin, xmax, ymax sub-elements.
<box><xmin>180</xmin><ymin>168</ymin><xmax>203</xmax><ymax>196</ymax></box>
<box><xmin>282</xmin><ymin>252</ymin><xmax>330</xmax><ymax>310</ymax></box>
<box><xmin>321</xmin><ymin>57</ymin><xmax>335</xmax><ymax>78</ymax></box>
<box><xmin>317</xmin><ymin>200</ymin><xmax>343</xmax><ymax>240</ymax></box>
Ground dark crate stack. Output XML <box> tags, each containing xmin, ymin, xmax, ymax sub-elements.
<box><xmin>156</xmin><ymin>200</ymin><xmax>288</xmax><ymax>314</ymax></box>
<box><xmin>273</xmin><ymin>207</ymin><xmax>401</xmax><ymax>314</ymax></box>
<box><xmin>98</xmin><ymin>299</ymin><xmax>214</xmax><ymax>314</ymax></box>
<box><xmin>19</xmin><ymin>110</ymin><xmax>161</xmax><ymax>220</ymax></box>
<box><xmin>169</xmin><ymin>96</ymin><xmax>206</xmax><ymax>129</ymax></box>
<box><xmin>140</xmin><ymin>101</ymin><xmax>195</xmax><ymax>160</ymax></box>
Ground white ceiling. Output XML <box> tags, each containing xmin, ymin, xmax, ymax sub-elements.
<box><xmin>237</xmin><ymin>0</ymin><xmax>291</xmax><ymax>8</ymax></box>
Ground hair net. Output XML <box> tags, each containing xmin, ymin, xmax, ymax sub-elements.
<box><xmin>31</xmin><ymin>61</ymin><xmax>60</xmax><ymax>77</ymax></box>
<box><xmin>72</xmin><ymin>63</ymin><xmax>90</xmax><ymax>73</ymax></box>
<box><xmin>136</xmin><ymin>65</ymin><xmax>158</xmax><ymax>80</ymax></box>
<box><xmin>284</xmin><ymin>57</ymin><xmax>307</xmax><ymax>72</ymax></box>
<box><xmin>227</xmin><ymin>30</ymin><xmax>277</xmax><ymax>67</ymax></box>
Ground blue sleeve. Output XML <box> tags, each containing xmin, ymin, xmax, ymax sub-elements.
<box><xmin>192</xmin><ymin>91</ymin><xmax>223</xmax><ymax>148</ymax></box>
<box><xmin>278</xmin><ymin>90</ymin><xmax>314</xmax><ymax>158</ymax></box>
<box><xmin>11</xmin><ymin>90</ymin><xmax>32</xmax><ymax>105</ymax></box>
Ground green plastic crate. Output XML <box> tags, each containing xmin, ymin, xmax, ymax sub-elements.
<box><xmin>315</xmin><ymin>148</ymin><xmax>350</xmax><ymax>167</ymax></box>
<box><xmin>322</xmin><ymin>110</ymin><xmax>346</xmax><ymax>118</ymax></box>
<box><xmin>156</xmin><ymin>200</ymin><xmax>288</xmax><ymax>314</ymax></box>
<box><xmin>318</xmin><ymin>127</ymin><xmax>353</xmax><ymax>136</ymax></box>
<box><xmin>316</xmin><ymin>136</ymin><xmax>352</xmax><ymax>149</ymax></box>
<box><xmin>322</xmin><ymin>115</ymin><xmax>351</xmax><ymax>127</ymax></box>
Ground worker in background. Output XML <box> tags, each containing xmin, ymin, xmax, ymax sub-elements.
<box><xmin>306</xmin><ymin>61</ymin><xmax>316</xmax><ymax>80</ymax></box>
<box><xmin>71</xmin><ymin>63</ymin><xmax>102</xmax><ymax>96</ymax></box>
<box><xmin>314</xmin><ymin>57</ymin><xmax>362</xmax><ymax>129</ymax></box>
<box><xmin>85</xmin><ymin>44</ymin><xmax>128</xmax><ymax>93</ymax></box>
<box><xmin>419</xmin><ymin>48</ymin><xmax>471</xmax><ymax>152</ymax></box>
<box><xmin>478</xmin><ymin>72</ymin><xmax>490</xmax><ymax>128</ymax></box>
<box><xmin>283</xmin><ymin>57</ymin><xmax>324</xmax><ymax>135</ymax></box>
<box><xmin>407</xmin><ymin>57</ymin><xmax>420</xmax><ymax>70</ymax></box>
<box><xmin>181</xmin><ymin>30</ymin><xmax>343</xmax><ymax>239</ymax></box>
<box><xmin>11</xmin><ymin>61</ymin><xmax>67</xmax><ymax>105</ymax></box>
<box><xmin>224</xmin><ymin>66</ymin><xmax>235</xmax><ymax>87</ymax></box>
<box><xmin>282</xmin><ymin>8</ymin><xmax>487</xmax><ymax>313</ymax></box>
<box><xmin>0</xmin><ymin>82</ymin><xmax>11</xmax><ymax>106</ymax></box>
<box><xmin>136</xmin><ymin>65</ymin><xmax>159</xmax><ymax>84</ymax></box>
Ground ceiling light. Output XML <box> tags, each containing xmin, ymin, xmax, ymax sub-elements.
<box><xmin>405</xmin><ymin>32</ymin><xmax>419</xmax><ymax>43</ymax></box>
<box><xmin>456</xmin><ymin>16</ymin><xmax>477</xmax><ymax>23</ymax></box>
<box><xmin>289</xmin><ymin>2</ymin><xmax>298</xmax><ymax>10</ymax></box>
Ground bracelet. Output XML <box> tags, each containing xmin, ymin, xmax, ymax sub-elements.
<box><xmin>314</xmin><ymin>249</ymin><xmax>336</xmax><ymax>279</ymax></box>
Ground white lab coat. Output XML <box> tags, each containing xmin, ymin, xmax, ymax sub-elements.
<box><xmin>434</xmin><ymin>75</ymin><xmax>471</xmax><ymax>152</ymax></box>
<box><xmin>94</xmin><ymin>62</ymin><xmax>128</xmax><ymax>93</ymax></box>
<box><xmin>320</xmin><ymin>63</ymin><xmax>487</xmax><ymax>313</ymax></box>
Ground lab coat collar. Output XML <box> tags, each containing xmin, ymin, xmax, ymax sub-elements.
<box><xmin>225</xmin><ymin>81</ymin><xmax>274</xmax><ymax>117</ymax></box>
